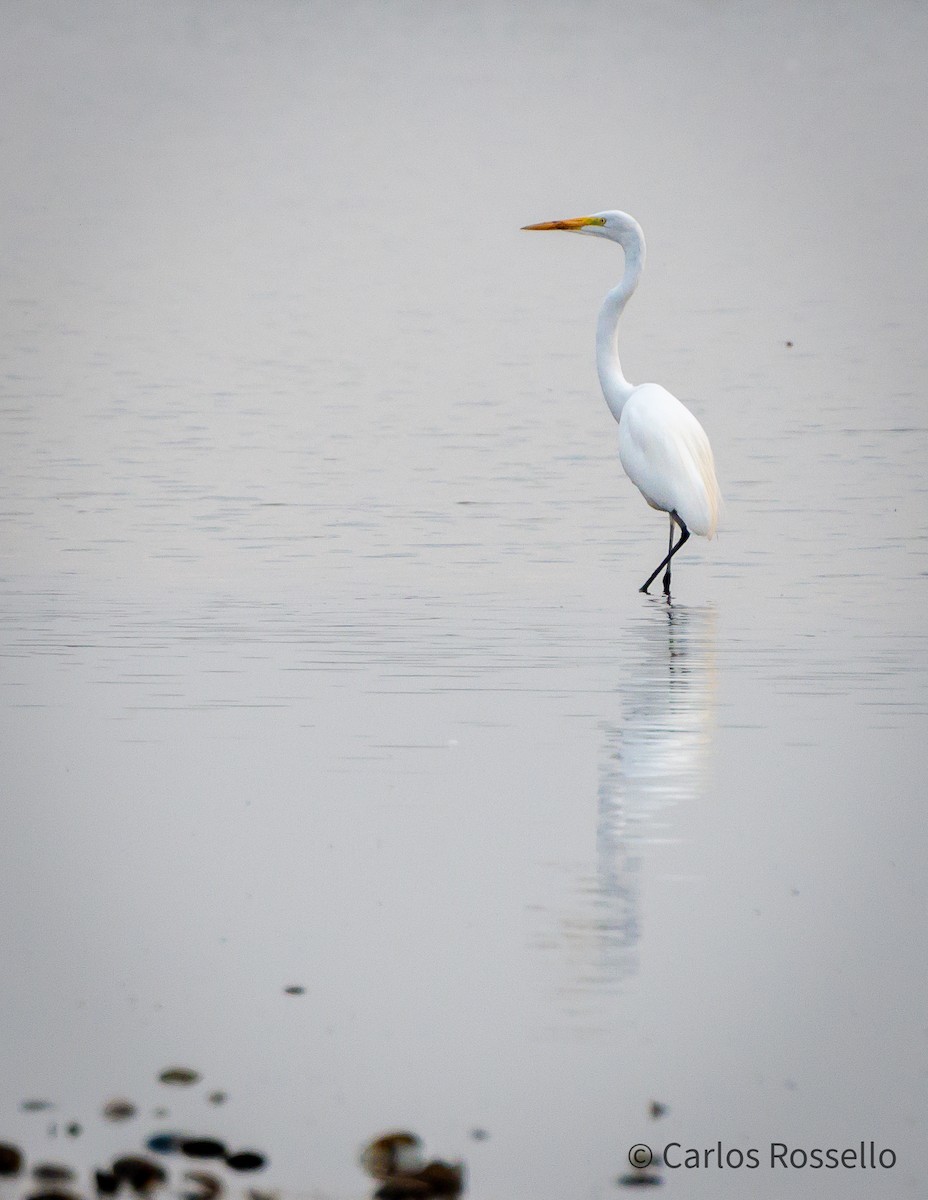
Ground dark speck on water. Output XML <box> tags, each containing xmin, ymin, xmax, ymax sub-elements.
<box><xmin>21</xmin><ymin>1101</ymin><xmax>54</xmax><ymax>1113</ymax></box>
<box><xmin>95</xmin><ymin>1171</ymin><xmax>119</xmax><ymax>1195</ymax></box>
<box><xmin>283</xmin><ymin>985</ymin><xmax>305</xmax><ymax>995</ymax></box>
<box><xmin>207</xmin><ymin>1092</ymin><xmax>228</xmax><ymax>1105</ymax></box>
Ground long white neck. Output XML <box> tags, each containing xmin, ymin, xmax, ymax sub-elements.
<box><xmin>596</xmin><ymin>224</ymin><xmax>645</xmax><ymax>423</ymax></box>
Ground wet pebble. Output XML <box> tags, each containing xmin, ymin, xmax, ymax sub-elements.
<box><xmin>181</xmin><ymin>1139</ymin><xmax>226</xmax><ymax>1160</ymax></box>
<box><xmin>183</xmin><ymin>1170</ymin><xmax>222</xmax><ymax>1200</ymax></box>
<box><xmin>147</xmin><ymin>1133</ymin><xmax>185</xmax><ymax>1155</ymax></box>
<box><xmin>372</xmin><ymin>1164</ymin><xmax>464</xmax><ymax>1200</ymax></box>
<box><xmin>104</xmin><ymin>1099</ymin><xmax>137</xmax><ymax>1122</ymax></box>
<box><xmin>0</xmin><ymin>1143</ymin><xmax>24</xmax><ymax>1176</ymax></box>
<box><xmin>32</xmin><ymin>1165</ymin><xmax>75</xmax><ymax>1183</ymax></box>
<box><xmin>225</xmin><ymin>1151</ymin><xmax>266</xmax><ymax>1173</ymax></box>
<box><xmin>159</xmin><ymin>1068</ymin><xmax>200</xmax><ymax>1086</ymax></box>
<box><xmin>374</xmin><ymin>1178</ymin><xmax>430</xmax><ymax>1199</ymax></box>
<box><xmin>361</xmin><ymin>1133</ymin><xmax>423</xmax><ymax>1179</ymax></box>
<box><xmin>112</xmin><ymin>1156</ymin><xmax>167</xmax><ymax>1193</ymax></box>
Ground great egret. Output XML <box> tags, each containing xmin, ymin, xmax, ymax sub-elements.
<box><xmin>522</xmin><ymin>211</ymin><xmax>720</xmax><ymax>596</ymax></box>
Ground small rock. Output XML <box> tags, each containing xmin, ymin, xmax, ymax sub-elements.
<box><xmin>0</xmin><ymin>1144</ymin><xmax>24</xmax><ymax>1177</ymax></box>
<box><xmin>360</xmin><ymin>1133</ymin><xmax>423</xmax><ymax>1180</ymax></box>
<box><xmin>225</xmin><ymin>1152</ymin><xmax>266</xmax><ymax>1173</ymax></box>
<box><xmin>32</xmin><ymin>1166</ymin><xmax>75</xmax><ymax>1183</ymax></box>
<box><xmin>181</xmin><ymin>1140</ymin><xmax>226</xmax><ymax>1161</ymax></box>
<box><xmin>112</xmin><ymin>1156</ymin><xmax>167</xmax><ymax>1194</ymax></box>
<box><xmin>104</xmin><ymin>1099</ymin><xmax>137</xmax><ymax>1122</ymax></box>
<box><xmin>159</xmin><ymin>1067</ymin><xmax>200</xmax><ymax>1086</ymax></box>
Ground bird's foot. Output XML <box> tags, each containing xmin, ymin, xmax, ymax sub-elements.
<box><xmin>639</xmin><ymin>584</ymin><xmax>651</xmax><ymax>594</ymax></box>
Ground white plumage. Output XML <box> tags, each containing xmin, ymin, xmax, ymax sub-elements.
<box><xmin>523</xmin><ymin>209</ymin><xmax>721</xmax><ymax>595</ymax></box>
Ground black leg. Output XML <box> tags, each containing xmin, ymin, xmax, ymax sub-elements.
<box><xmin>662</xmin><ymin>514</ymin><xmax>675</xmax><ymax>596</ymax></box>
<box><xmin>639</xmin><ymin>515</ymin><xmax>690</xmax><ymax>595</ymax></box>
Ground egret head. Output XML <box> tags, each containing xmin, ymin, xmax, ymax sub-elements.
<box><xmin>522</xmin><ymin>210</ymin><xmax>643</xmax><ymax>249</ymax></box>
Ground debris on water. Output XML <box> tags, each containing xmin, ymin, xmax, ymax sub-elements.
<box><xmin>283</xmin><ymin>986</ymin><xmax>305</xmax><ymax>996</ymax></box>
<box><xmin>225</xmin><ymin>1151</ymin><xmax>267</xmax><ymax>1172</ymax></box>
<box><xmin>468</xmin><ymin>1129</ymin><xmax>488</xmax><ymax>1142</ymax></box>
<box><xmin>361</xmin><ymin>1133</ymin><xmax>462</xmax><ymax>1198</ymax></box>
<box><xmin>207</xmin><ymin>1092</ymin><xmax>227</xmax><ymax>1106</ymax></box>
<box><xmin>182</xmin><ymin>1139</ymin><xmax>226</xmax><ymax>1160</ymax></box>
<box><xmin>648</xmin><ymin>1101</ymin><xmax>667</xmax><ymax>1119</ymax></box>
<box><xmin>111</xmin><ymin>1155</ymin><xmax>168</xmax><ymax>1193</ymax></box>
<box><xmin>21</xmin><ymin>1100</ymin><xmax>54</xmax><ymax>1113</ymax></box>
<box><xmin>32</xmin><ymin>1165</ymin><xmax>75</xmax><ymax>1183</ymax></box>
<box><xmin>65</xmin><ymin>1125</ymin><xmax>82</xmax><ymax>1138</ymax></box>
<box><xmin>183</xmin><ymin>1170</ymin><xmax>222</xmax><ymax>1200</ymax></box>
<box><xmin>361</xmin><ymin>1133</ymin><xmax>423</xmax><ymax>1180</ymax></box>
<box><xmin>373</xmin><ymin>1178</ymin><xmax>430</xmax><ymax>1199</ymax></box>
<box><xmin>23</xmin><ymin>1191</ymin><xmax>81</xmax><ymax>1200</ymax></box>
<box><xmin>103</xmin><ymin>1099</ymin><xmax>137</xmax><ymax>1122</ymax></box>
<box><xmin>373</xmin><ymin>1162</ymin><xmax>463</xmax><ymax>1200</ymax></box>
<box><xmin>414</xmin><ymin>1162</ymin><xmax>463</xmax><ymax>1195</ymax></box>
<box><xmin>147</xmin><ymin>1133</ymin><xmax>185</xmax><ymax>1155</ymax></box>
<box><xmin>153</xmin><ymin>1108</ymin><xmax>169</xmax><ymax>1119</ymax></box>
<box><xmin>159</xmin><ymin>1068</ymin><xmax>200</xmax><ymax>1086</ymax></box>
<box><xmin>785</xmin><ymin>340</ymin><xmax>794</xmax><ymax>347</ymax></box>
<box><xmin>617</xmin><ymin>1173</ymin><xmax>662</xmax><ymax>1188</ymax></box>
<box><xmin>0</xmin><ymin>1143</ymin><xmax>24</xmax><ymax>1175</ymax></box>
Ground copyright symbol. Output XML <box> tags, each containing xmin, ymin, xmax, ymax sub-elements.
<box><xmin>628</xmin><ymin>1144</ymin><xmax>653</xmax><ymax>1169</ymax></box>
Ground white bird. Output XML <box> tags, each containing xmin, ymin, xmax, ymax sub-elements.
<box><xmin>522</xmin><ymin>211</ymin><xmax>720</xmax><ymax>596</ymax></box>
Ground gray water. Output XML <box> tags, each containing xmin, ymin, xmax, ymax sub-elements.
<box><xmin>1</xmin><ymin>2</ymin><xmax>927</xmax><ymax>1197</ymax></box>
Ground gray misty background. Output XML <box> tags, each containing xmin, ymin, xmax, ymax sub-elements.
<box><xmin>1</xmin><ymin>2</ymin><xmax>927</xmax><ymax>1198</ymax></box>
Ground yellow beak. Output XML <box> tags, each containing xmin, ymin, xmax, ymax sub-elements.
<box><xmin>521</xmin><ymin>215</ymin><xmax>603</xmax><ymax>231</ymax></box>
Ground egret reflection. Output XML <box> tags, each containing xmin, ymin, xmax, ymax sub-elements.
<box><xmin>594</xmin><ymin>601</ymin><xmax>717</xmax><ymax>982</ymax></box>
<box><xmin>551</xmin><ymin>602</ymin><xmax>717</xmax><ymax>996</ymax></box>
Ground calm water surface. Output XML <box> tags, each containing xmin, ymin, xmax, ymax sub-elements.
<box><xmin>1</xmin><ymin>3</ymin><xmax>927</xmax><ymax>1198</ymax></box>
